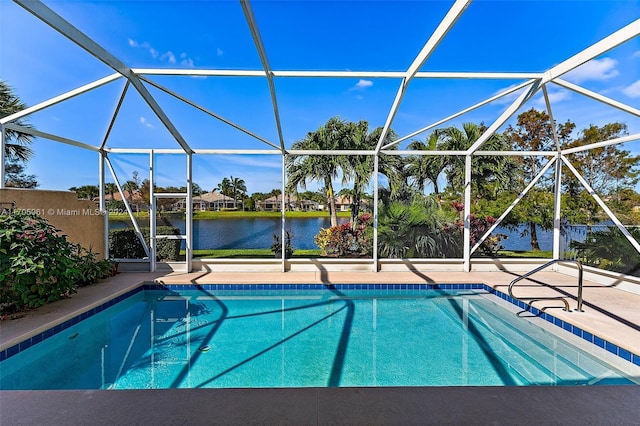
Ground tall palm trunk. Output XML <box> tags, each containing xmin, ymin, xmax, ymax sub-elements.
<box><xmin>325</xmin><ymin>178</ymin><xmax>338</xmax><ymax>227</ymax></box>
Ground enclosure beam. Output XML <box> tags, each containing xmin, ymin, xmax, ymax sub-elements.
<box><xmin>373</xmin><ymin>155</ymin><xmax>380</xmax><ymax>272</ymax></box>
<box><xmin>281</xmin><ymin>155</ymin><xmax>286</xmax><ymax>272</ymax></box>
<box><xmin>466</xmin><ymin>80</ymin><xmax>542</xmax><ymax>154</ymax></box>
<box><xmin>149</xmin><ymin>151</ymin><xmax>156</xmax><ymax>272</ymax></box>
<box><xmin>101</xmin><ymin>81</ymin><xmax>130</xmax><ymax>150</ymax></box>
<box><xmin>4</xmin><ymin>124</ymin><xmax>100</xmax><ymax>152</ymax></box>
<box><xmin>105</xmin><ymin>155</ymin><xmax>151</xmax><ymax>258</ymax></box>
<box><xmin>0</xmin><ymin>74</ymin><xmax>122</xmax><ymax>125</ymax></box>
<box><xmin>241</xmin><ymin>0</ymin><xmax>286</xmax><ymax>152</ymax></box>
<box><xmin>463</xmin><ymin>155</ymin><xmax>472</xmax><ymax>271</ymax></box>
<box><xmin>375</xmin><ymin>0</ymin><xmax>471</xmax><ymax>154</ymax></box>
<box><xmin>562</xmin><ymin>133</ymin><xmax>640</xmax><ymax>155</ymax></box>
<box><xmin>469</xmin><ymin>158</ymin><xmax>557</xmax><ymax>256</ymax></box>
<box><xmin>562</xmin><ymin>155</ymin><xmax>640</xmax><ymax>256</ymax></box>
<box><xmin>546</xmin><ymin>18</ymin><xmax>640</xmax><ymax>81</ymax></box>
<box><xmin>186</xmin><ymin>153</ymin><xmax>193</xmax><ymax>273</ymax></box>
<box><xmin>134</xmin><ymin>68</ymin><xmax>543</xmax><ymax>79</ymax></box>
<box><xmin>140</xmin><ymin>76</ymin><xmax>280</xmax><ymax>150</ymax></box>
<box><xmin>14</xmin><ymin>0</ymin><xmax>193</xmax><ymax>154</ymax></box>
<box><xmin>543</xmin><ymin>84</ymin><xmax>564</xmax><ymax>262</ymax></box>
<box><xmin>553</xmin><ymin>79</ymin><xmax>640</xmax><ymax>118</ymax></box>
<box><xmin>387</xmin><ymin>79</ymin><xmax>534</xmax><ymax>149</ymax></box>
<box><xmin>99</xmin><ymin>151</ymin><xmax>108</xmax><ymax>259</ymax></box>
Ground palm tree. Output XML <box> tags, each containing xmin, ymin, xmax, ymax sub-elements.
<box><xmin>342</xmin><ymin>121</ymin><xmax>404</xmax><ymax>225</ymax></box>
<box><xmin>229</xmin><ymin>175</ymin><xmax>247</xmax><ymax>208</ymax></box>
<box><xmin>216</xmin><ymin>177</ymin><xmax>232</xmax><ymax>197</ymax></box>
<box><xmin>0</xmin><ymin>80</ymin><xmax>34</xmax><ymax>162</ymax></box>
<box><xmin>438</xmin><ymin>122</ymin><xmax>517</xmax><ymax>199</ymax></box>
<box><xmin>286</xmin><ymin>117</ymin><xmax>351</xmax><ymax>227</ymax></box>
<box><xmin>406</xmin><ymin>131</ymin><xmax>446</xmax><ymax>195</ymax></box>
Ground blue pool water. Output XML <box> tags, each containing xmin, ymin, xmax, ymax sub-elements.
<box><xmin>1</xmin><ymin>286</ymin><xmax>639</xmax><ymax>389</ymax></box>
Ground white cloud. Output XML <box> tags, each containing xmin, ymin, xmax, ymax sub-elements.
<box><xmin>622</xmin><ymin>80</ymin><xmax>640</xmax><ymax>98</ymax></box>
<box><xmin>492</xmin><ymin>83</ymin><xmax>526</xmax><ymax>105</ymax></box>
<box><xmin>139</xmin><ymin>117</ymin><xmax>153</xmax><ymax>128</ymax></box>
<box><xmin>180</xmin><ymin>53</ymin><xmax>194</xmax><ymax>67</ymax></box>
<box><xmin>161</xmin><ymin>51</ymin><xmax>176</xmax><ymax>64</ymax></box>
<box><xmin>353</xmin><ymin>79</ymin><xmax>373</xmax><ymax>89</ymax></box>
<box><xmin>564</xmin><ymin>57</ymin><xmax>619</xmax><ymax>83</ymax></box>
<box><xmin>128</xmin><ymin>38</ymin><xmax>194</xmax><ymax>66</ymax></box>
<box><xmin>633</xmin><ymin>50</ymin><xmax>640</xmax><ymax>59</ymax></box>
<box><xmin>217</xmin><ymin>47</ymin><xmax>224</xmax><ymax>56</ymax></box>
<box><xmin>532</xmin><ymin>88</ymin><xmax>571</xmax><ymax>108</ymax></box>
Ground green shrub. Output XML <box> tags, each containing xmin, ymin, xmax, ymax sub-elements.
<box><xmin>73</xmin><ymin>245</ymin><xmax>117</xmax><ymax>287</ymax></box>
<box><xmin>0</xmin><ymin>212</ymin><xmax>79</xmax><ymax>312</ymax></box>
<box><xmin>109</xmin><ymin>226</ymin><xmax>181</xmax><ymax>261</ymax></box>
<box><xmin>0</xmin><ymin>212</ymin><xmax>119</xmax><ymax>315</ymax></box>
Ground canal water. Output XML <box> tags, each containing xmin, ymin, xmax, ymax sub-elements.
<box><xmin>109</xmin><ymin>216</ymin><xmax>554</xmax><ymax>251</ymax></box>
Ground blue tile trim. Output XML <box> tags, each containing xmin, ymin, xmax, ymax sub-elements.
<box><xmin>0</xmin><ymin>286</ymin><xmax>144</xmax><ymax>362</ymax></box>
<box><xmin>487</xmin><ymin>286</ymin><xmax>637</xmax><ymax>367</ymax></box>
<box><xmin>1</xmin><ymin>282</ymin><xmax>637</xmax><ymax>367</ymax></box>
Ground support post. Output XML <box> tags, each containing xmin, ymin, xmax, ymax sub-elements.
<box><xmin>150</xmin><ymin>151</ymin><xmax>156</xmax><ymax>272</ymax></box>
<box><xmin>373</xmin><ymin>155</ymin><xmax>379</xmax><ymax>272</ymax></box>
<box><xmin>463</xmin><ymin>155</ymin><xmax>472</xmax><ymax>271</ymax></box>
<box><xmin>552</xmin><ymin>154</ymin><xmax>563</xmax><ymax>261</ymax></box>
<box><xmin>281</xmin><ymin>154</ymin><xmax>286</xmax><ymax>272</ymax></box>
<box><xmin>186</xmin><ymin>152</ymin><xmax>193</xmax><ymax>273</ymax></box>
<box><xmin>99</xmin><ymin>151</ymin><xmax>108</xmax><ymax>258</ymax></box>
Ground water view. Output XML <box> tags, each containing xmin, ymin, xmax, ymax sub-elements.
<box><xmin>109</xmin><ymin>216</ymin><xmax>553</xmax><ymax>252</ymax></box>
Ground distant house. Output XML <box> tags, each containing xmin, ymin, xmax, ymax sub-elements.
<box><xmin>173</xmin><ymin>192</ymin><xmax>243</xmax><ymax>211</ymax></box>
<box><xmin>333</xmin><ymin>195</ymin><xmax>370</xmax><ymax>212</ymax></box>
<box><xmin>95</xmin><ymin>190</ymin><xmax>147</xmax><ymax>210</ymax></box>
<box><xmin>256</xmin><ymin>194</ymin><xmax>320</xmax><ymax>212</ymax></box>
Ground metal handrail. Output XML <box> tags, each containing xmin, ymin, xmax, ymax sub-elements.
<box><xmin>508</xmin><ymin>259</ymin><xmax>584</xmax><ymax>312</ymax></box>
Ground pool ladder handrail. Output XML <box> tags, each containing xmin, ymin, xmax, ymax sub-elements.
<box><xmin>508</xmin><ymin>259</ymin><xmax>584</xmax><ymax>312</ymax></box>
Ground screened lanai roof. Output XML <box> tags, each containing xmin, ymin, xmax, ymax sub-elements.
<box><xmin>0</xmin><ymin>0</ymin><xmax>639</xmax><ymax>192</ymax></box>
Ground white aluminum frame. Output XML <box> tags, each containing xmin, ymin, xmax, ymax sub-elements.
<box><xmin>3</xmin><ymin>1</ymin><xmax>639</xmax><ymax>273</ymax></box>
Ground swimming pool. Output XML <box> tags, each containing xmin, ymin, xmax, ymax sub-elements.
<box><xmin>1</xmin><ymin>284</ymin><xmax>639</xmax><ymax>389</ymax></box>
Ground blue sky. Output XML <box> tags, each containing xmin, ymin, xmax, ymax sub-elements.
<box><xmin>1</xmin><ymin>0</ymin><xmax>639</xmax><ymax>195</ymax></box>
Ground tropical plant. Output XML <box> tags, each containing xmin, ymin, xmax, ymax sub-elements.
<box><xmin>570</xmin><ymin>226</ymin><xmax>640</xmax><ymax>276</ymax></box>
<box><xmin>216</xmin><ymin>177</ymin><xmax>232</xmax><ymax>197</ymax></box>
<box><xmin>271</xmin><ymin>230</ymin><xmax>293</xmax><ymax>258</ymax></box>
<box><xmin>0</xmin><ymin>212</ymin><xmax>78</xmax><ymax>313</ymax></box>
<box><xmin>286</xmin><ymin>117</ymin><xmax>352</xmax><ymax>226</ymax></box>
<box><xmin>69</xmin><ymin>185</ymin><xmax>99</xmax><ymax>200</ymax></box>
<box><xmin>1</xmin><ymin>80</ymin><xmax>38</xmax><ymax>188</ymax></box>
<box><xmin>406</xmin><ymin>131</ymin><xmax>446</xmax><ymax>195</ymax></box>
<box><xmin>439</xmin><ymin>122</ymin><xmax>519</xmax><ymax>199</ymax></box>
<box><xmin>314</xmin><ymin>214</ymin><xmax>372</xmax><ymax>257</ymax></box>
<box><xmin>377</xmin><ymin>196</ymin><xmax>460</xmax><ymax>258</ymax></box>
<box><xmin>0</xmin><ymin>80</ymin><xmax>34</xmax><ymax>161</ymax></box>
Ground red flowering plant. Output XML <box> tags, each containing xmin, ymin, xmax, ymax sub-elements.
<box><xmin>452</xmin><ymin>202</ymin><xmax>507</xmax><ymax>256</ymax></box>
<box><xmin>314</xmin><ymin>214</ymin><xmax>373</xmax><ymax>257</ymax></box>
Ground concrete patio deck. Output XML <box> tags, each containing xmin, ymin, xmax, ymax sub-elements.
<box><xmin>1</xmin><ymin>270</ymin><xmax>639</xmax><ymax>425</ymax></box>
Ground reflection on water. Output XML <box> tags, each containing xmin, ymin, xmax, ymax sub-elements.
<box><xmin>109</xmin><ymin>216</ymin><xmax>348</xmax><ymax>250</ymax></box>
<box><xmin>109</xmin><ymin>216</ymin><xmax>554</xmax><ymax>251</ymax></box>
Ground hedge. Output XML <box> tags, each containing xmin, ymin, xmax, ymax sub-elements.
<box><xmin>109</xmin><ymin>226</ymin><xmax>181</xmax><ymax>261</ymax></box>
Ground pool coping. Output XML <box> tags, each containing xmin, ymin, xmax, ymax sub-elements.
<box><xmin>2</xmin><ymin>280</ymin><xmax>639</xmax><ymax>368</ymax></box>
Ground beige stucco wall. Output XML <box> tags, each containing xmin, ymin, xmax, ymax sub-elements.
<box><xmin>0</xmin><ymin>188</ymin><xmax>105</xmax><ymax>257</ymax></box>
